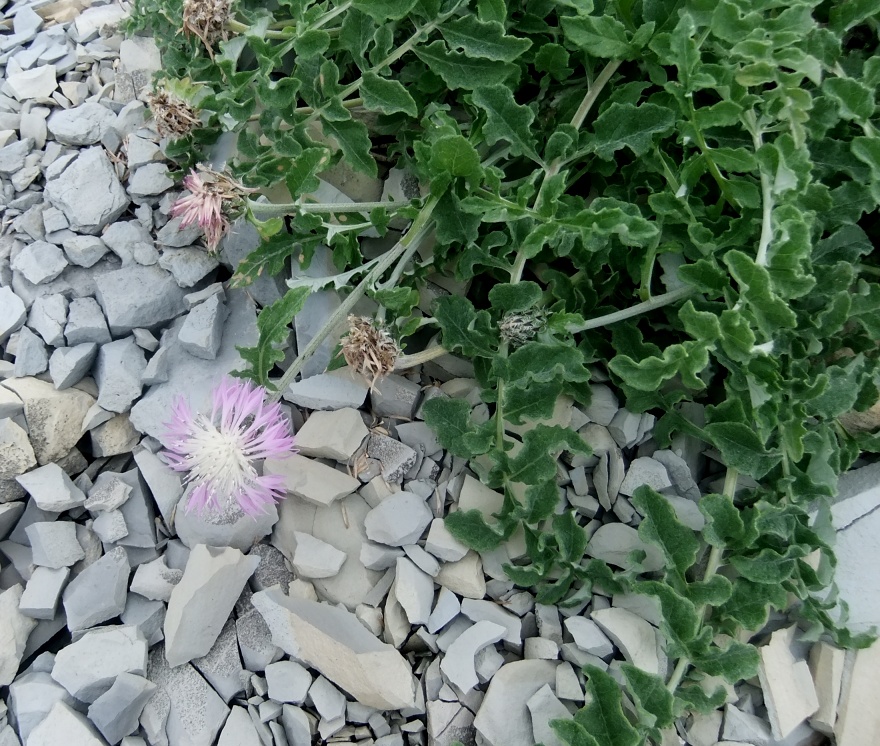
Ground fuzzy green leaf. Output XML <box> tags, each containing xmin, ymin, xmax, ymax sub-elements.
<box><xmin>434</xmin><ymin>295</ymin><xmax>496</xmax><ymax>358</ymax></box>
<box><xmin>700</xmin><ymin>493</ymin><xmax>748</xmax><ymax>548</ymax></box>
<box><xmin>730</xmin><ymin>548</ymin><xmax>801</xmax><ymax>585</ymax></box>
<box><xmin>502</xmin><ymin>379</ymin><xmax>563</xmax><ymax>424</ymax></box>
<box><xmin>503</xmin><ymin>425</ymin><xmax>590</xmax><ymax>485</ymax></box>
<box><xmin>439</xmin><ymin>16</ymin><xmax>532</xmax><ymax>62</ymax></box>
<box><xmin>572</xmin><ymin>666</ymin><xmax>641</xmax><ymax>746</ymax></box>
<box><xmin>421</xmin><ymin>396</ymin><xmax>493</xmax><ymax>458</ymax></box>
<box><xmin>554</xmin><ymin>511</ymin><xmax>588</xmax><ymax>563</ymax></box>
<box><xmin>235</xmin><ymin>287</ymin><xmax>310</xmax><ymax>388</ymax></box>
<box><xmin>320</xmin><ymin>118</ymin><xmax>377</xmax><ymax>177</ymax></box>
<box><xmin>631</xmin><ymin>486</ymin><xmax>700</xmax><ymax>576</ymax></box>
<box><xmin>551</xmin><ymin>719</ymin><xmax>601</xmax><ymax>746</ymax></box>
<box><xmin>414</xmin><ymin>41</ymin><xmax>517</xmax><ymax>89</ymax></box>
<box><xmin>825</xmin><ymin>77</ymin><xmax>876</xmax><ymax>122</ymax></box>
<box><xmin>586</xmin><ymin>103</ymin><xmax>676</xmax><ymax>159</ymax></box>
<box><xmin>694</xmin><ymin>641</ymin><xmax>760</xmax><ymax>683</ymax></box>
<box><xmin>503</xmin><ymin>342</ymin><xmax>592</xmax><ymax>388</ymax></box>
<box><xmin>445</xmin><ymin>509</ymin><xmax>507</xmax><ymax>551</ymax></box>
<box><xmin>488</xmin><ymin>281</ymin><xmax>542</xmax><ymax>312</ymax></box>
<box><xmin>636</xmin><ymin>580</ymin><xmax>701</xmax><ymax>654</ymax></box>
<box><xmin>472</xmin><ymin>85</ymin><xmax>540</xmax><ymax>161</ymax></box>
<box><xmin>704</xmin><ymin>422</ymin><xmax>781</xmax><ymax>480</ymax></box>
<box><xmin>430</xmin><ymin>134</ymin><xmax>483</xmax><ymax>183</ymax></box>
<box><xmin>719</xmin><ymin>578</ymin><xmax>788</xmax><ymax>632</ymax></box>
<box><xmin>351</xmin><ymin>0</ymin><xmax>418</xmax><ymax>21</ymax></box>
<box><xmin>561</xmin><ymin>15</ymin><xmax>634</xmax><ymax>59</ymax></box>
<box><xmin>360</xmin><ymin>72</ymin><xmax>418</xmax><ymax>117</ymax></box>
<box><xmin>621</xmin><ymin>665</ymin><xmax>676</xmax><ymax>730</ymax></box>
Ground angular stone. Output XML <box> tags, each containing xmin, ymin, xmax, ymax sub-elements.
<box><xmin>236</xmin><ymin>605</ymin><xmax>283</xmax><ymax>672</ymax></box>
<box><xmin>367</xmin><ymin>433</ymin><xmax>417</xmax><ymax>483</ymax></box>
<box><xmin>441</xmin><ymin>620</ymin><xmax>505</xmax><ymax>693</ymax></box>
<box><xmin>65</xmin><ymin>297</ymin><xmax>111</xmax><ymax>345</ymax></box>
<box><xmin>393</xmin><ymin>556</ymin><xmax>434</xmax><ymax>626</ymax></box>
<box><xmin>435</xmin><ymin>551</ymin><xmax>486</xmax><ymax>600</ymax></box>
<box><xmin>94</xmin><ymin>337</ymin><xmax>147</xmax><ymax>413</ymax></box>
<box><xmin>27</xmin><ymin>701</ymin><xmax>103</xmax><ymax>746</ymax></box>
<box><xmin>403</xmin><ymin>543</ymin><xmax>440</xmax><ymax>576</ymax></box>
<box><xmin>45</xmin><ymin>147</ymin><xmax>129</xmax><ymax>234</ymax></box>
<box><xmin>308</xmin><ymin>675</ymin><xmax>346</xmax><ymax>722</ymax></box>
<box><xmin>371</xmin><ymin>374</ymin><xmax>422</xmax><ymax>419</ymax></box>
<box><xmin>292</xmin><ymin>532</ymin><xmax>347</xmax><ymax>579</ymax></box>
<box><xmin>19</xmin><ymin>566</ymin><xmax>70</xmax><ymax>620</ymax></box>
<box><xmin>16</xmin><ymin>463</ymin><xmax>86</xmax><ymax>511</ymax></box>
<box><xmin>51</xmin><ymin>625</ymin><xmax>147</xmax><ymax>702</ymax></box>
<box><xmin>809</xmin><ymin>641</ymin><xmax>844</xmax><ymax>735</ymax></box>
<box><xmin>128</xmin><ymin>163</ymin><xmax>174</xmax><ymax>198</ymax></box>
<box><xmin>564</xmin><ymin>616</ymin><xmax>614</xmax><ymax>658</ymax></box>
<box><xmin>62</xmin><ymin>235</ymin><xmax>108</xmax><ymax>268</ymax></box>
<box><xmin>586</xmin><ymin>523</ymin><xmax>664</xmax><ymax>572</ymax></box>
<box><xmin>527</xmin><ymin>684</ymin><xmax>570</xmax><ymax>746</ymax></box>
<box><xmin>12</xmin><ymin>241</ymin><xmax>67</xmax><ymax>286</ymax></box>
<box><xmin>758</xmin><ymin>625</ymin><xmax>819</xmax><ymax>739</ymax></box>
<box><xmin>130</xmin><ymin>556</ymin><xmax>182</xmax><ymax>602</ymax></box>
<box><xmin>6</xmin><ymin>65</ymin><xmax>57</xmax><ymax>101</ymax></box>
<box><xmin>425</xmin><ymin>518</ymin><xmax>469</xmax><ymax>563</ymax></box>
<box><xmin>191</xmin><ymin>617</ymin><xmax>246</xmax><ymax>703</ymax></box>
<box><xmin>294</xmin><ymin>407</ymin><xmax>368</xmax><ymax>461</ymax></box>
<box><xmin>264</xmin><ymin>454</ymin><xmax>360</xmax><ymax>507</ymax></box>
<box><xmin>427</xmin><ymin>587</ymin><xmax>461</xmax><ymax>634</ymax></box>
<box><xmin>0</xmin><ymin>585</ymin><xmax>37</xmax><ymax>686</ymax></box>
<box><xmin>217</xmin><ymin>705</ymin><xmax>261</xmax><ymax>746</ymax></box>
<box><xmin>8</xmin><ymin>670</ymin><xmax>75</xmax><ymax>743</ymax></box>
<box><xmin>583</xmin><ymin>384</ymin><xmax>619</xmax><ymax>426</ymax></box>
<box><xmin>62</xmin><ymin>546</ymin><xmax>130</xmax><ymax>632</ymax></box>
<box><xmin>177</xmin><ymin>294</ymin><xmax>228</xmax><ymax>360</ymax></box>
<box><xmin>460</xmin><ymin>599</ymin><xmax>522</xmax><ymax>650</ymax></box>
<box><xmin>283</xmin><ymin>367</ymin><xmax>369</xmax><ymax>411</ymax></box>
<box><xmin>251</xmin><ymin>588</ymin><xmax>417</xmax><ymax>709</ymax></box>
<box><xmin>618</xmin><ymin>457</ymin><xmax>673</xmax><ymax>497</ymax></box>
<box><xmin>49</xmin><ymin>343</ymin><xmax>98</xmax><ymax>390</ymax></box>
<box><xmin>473</xmin><ymin>660</ymin><xmax>558</xmax><ymax>746</ymax></box>
<box><xmin>90</xmin><ymin>413</ymin><xmax>140</xmax><ymax>457</ymax></box>
<box><xmin>265</xmin><ymin>660</ymin><xmax>312</xmax><ymax>705</ymax></box>
<box><xmin>174</xmin><ymin>491</ymin><xmax>279</xmax><ymax>552</ymax></box>
<box><xmin>26</xmin><ymin>522</ymin><xmax>85</xmax><ymax>568</ymax></box>
<box><xmin>13</xmin><ymin>326</ymin><xmax>48</xmax><ymax>376</ymax></box>
<box><xmin>47</xmin><ymin>102</ymin><xmax>116</xmax><ymax>146</ymax></box>
<box><xmin>164</xmin><ymin>544</ymin><xmax>260</xmax><ymax>668</ymax></box>
<box><xmin>0</xmin><ymin>417</ymin><xmax>36</xmax><ymax>480</ymax></box>
<box><xmin>94</xmin><ymin>264</ymin><xmax>187</xmax><ymax>336</ymax></box>
<box><xmin>281</xmin><ymin>704</ymin><xmax>313</xmax><ymax>746</ymax></box>
<box><xmin>591</xmin><ymin>607</ymin><xmax>664</xmax><ymax>676</ymax></box>
<box><xmin>364</xmin><ymin>491</ymin><xmax>432</xmax><ymax>547</ymax></box>
<box><xmin>88</xmin><ymin>672</ymin><xmax>157</xmax><ymax>744</ymax></box>
<box><xmin>0</xmin><ymin>287</ymin><xmax>27</xmax><ymax>343</ymax></box>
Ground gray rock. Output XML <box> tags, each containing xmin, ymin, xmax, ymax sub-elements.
<box><xmin>0</xmin><ymin>419</ymin><xmax>35</xmax><ymax>482</ymax></box>
<box><xmin>527</xmin><ymin>684</ymin><xmax>570</xmax><ymax>746</ymax></box>
<box><xmin>11</xmin><ymin>241</ymin><xmax>67</xmax><ymax>285</ymax></box>
<box><xmin>132</xmin><ymin>447</ymin><xmax>182</xmax><ymax>528</ymax></box>
<box><xmin>281</xmin><ymin>704</ymin><xmax>312</xmax><ymax>746</ymax></box>
<box><xmin>0</xmin><ymin>502</ymin><xmax>25</xmax><ymax>539</ymax></box>
<box><xmin>0</xmin><ymin>139</ymin><xmax>33</xmax><ymax>174</ymax></box>
<box><xmin>608</xmin><ymin>407</ymin><xmax>642</xmax><ymax>449</ymax></box>
<box><xmin>92</xmin><ymin>510</ymin><xmax>129</xmax><ymax>543</ymax></box>
<box><xmin>217</xmin><ymin>705</ymin><xmax>262</xmax><ymax>746</ymax></box>
<box><xmin>364</xmin><ymin>491</ymin><xmax>433</xmax><ymax>547</ymax></box>
<box><xmin>441</xmin><ymin>620</ymin><xmax>506</xmax><ymax>693</ymax></box>
<box><xmin>62</xmin><ymin>545</ymin><xmax>130</xmax><ymax>632</ymax></box>
<box><xmin>130</xmin><ymin>556</ymin><xmax>182</xmax><ymax>602</ymax></box>
<box><xmin>586</xmin><ymin>523</ymin><xmax>664</xmax><ymax>572</ymax></box>
<box><xmin>583</xmin><ymin>384</ymin><xmax>619</xmax><ymax>426</ymax></box>
<box><xmin>140</xmin><ymin>345</ymin><xmax>169</xmax><ymax>385</ymax></box>
<box><xmin>367</xmin><ymin>433</ymin><xmax>418</xmax><ymax>483</ymax></box>
<box><xmin>236</xmin><ymin>605</ymin><xmax>283</xmax><ymax>672</ymax></box>
<box><xmin>192</xmin><ymin>618</ymin><xmax>246</xmax><ymax>703</ymax></box>
<box><xmin>308</xmin><ymin>675</ymin><xmax>346</xmax><ymax>722</ymax></box>
<box><xmin>62</xmin><ymin>235</ymin><xmax>108</xmax><ymax>268</ymax></box>
<box><xmin>264</xmin><ymin>455</ymin><xmax>359</xmax><ymax>508</ymax></box>
<box><xmin>178</xmin><ymin>294</ymin><xmax>228</xmax><ymax>360</ymax></box>
<box><xmin>86</xmin><ymin>472</ymin><xmax>132</xmax><ymax>514</ymax></box>
<box><xmin>371</xmin><ymin>374</ymin><xmax>422</xmax><ymax>419</ymax></box>
<box><xmin>26</xmin><ymin>701</ymin><xmax>103</xmax><ymax>746</ymax></box>
<box><xmin>49</xmin><ymin>343</ymin><xmax>98</xmax><ymax>390</ymax></box>
<box><xmin>13</xmin><ymin>326</ymin><xmax>48</xmax><ymax>376</ymax></box>
<box><xmin>88</xmin><ymin>672</ymin><xmax>157</xmax><ymax>744</ymax></box>
<box><xmin>121</xmin><ymin>594</ymin><xmax>165</xmax><ymax>648</ymax></box>
<box><xmin>0</xmin><ymin>286</ymin><xmax>27</xmax><ymax>343</ymax></box>
<box><xmin>65</xmin><ymin>297</ymin><xmax>111</xmax><ymax>345</ymax></box>
<box><xmin>618</xmin><ymin>456</ymin><xmax>673</xmax><ymax>497</ymax></box>
<box><xmin>403</xmin><ymin>543</ymin><xmax>440</xmax><ymax>576</ymax></box>
<box><xmin>183</xmin><ymin>282</ymin><xmax>225</xmax><ymax>309</ymax></box>
<box><xmin>393</xmin><ymin>556</ymin><xmax>434</xmax><ymax>626</ymax></box>
<box><xmin>360</xmin><ymin>541</ymin><xmax>404</xmax><ymax>571</ymax></box>
<box><xmin>564</xmin><ymin>616</ymin><xmax>614</xmax><ymax>657</ymax></box>
<box><xmin>27</xmin><ymin>293</ymin><xmax>68</xmax><ymax>346</ymax></box>
<box><xmin>128</xmin><ymin>163</ymin><xmax>174</xmax><ymax>198</ymax></box>
<box><xmin>94</xmin><ymin>337</ymin><xmax>146</xmax><ymax>412</ymax></box>
<box><xmin>292</xmin><ymin>531</ymin><xmax>347</xmax><ymax>579</ymax></box>
<box><xmin>396</xmin><ymin>421</ymin><xmax>442</xmax><ymax>458</ymax></box>
<box><xmin>41</xmin><ymin>206</ymin><xmax>68</xmax><ymax>233</ymax></box>
<box><xmin>7</xmin><ymin>671</ymin><xmax>74</xmax><ymax>743</ymax></box>
<box><xmin>94</xmin><ymin>264</ymin><xmax>187</xmax><ymax>335</ymax></box>
<box><xmin>125</xmin><ymin>134</ymin><xmax>161</xmax><ymax>169</ymax></box>
<box><xmin>51</xmin><ymin>624</ymin><xmax>148</xmax><ymax>702</ymax></box>
<box><xmin>47</xmin><ymin>102</ymin><xmax>116</xmax><ymax>146</ymax></box>
<box><xmin>156</xmin><ymin>215</ymin><xmax>202</xmax><ymax>248</ymax></box>
<box><xmin>102</xmin><ymin>221</ymin><xmax>158</xmax><ymax>267</ymax></box>
<box><xmin>0</xmin><ymin>585</ymin><xmax>38</xmax><ymax>686</ymax></box>
<box><xmin>652</xmin><ymin>449</ymin><xmax>701</xmax><ymax>501</ymax></box>
<box><xmin>45</xmin><ymin>147</ymin><xmax>129</xmax><ymax>235</ymax></box>
<box><xmin>26</xmin><ymin>522</ymin><xmax>85</xmax><ymax>568</ymax></box>
<box><xmin>294</xmin><ymin>407</ymin><xmax>368</xmax><ymax>461</ymax></box>
<box><xmin>265</xmin><ymin>660</ymin><xmax>312</xmax><ymax>705</ymax></box>
<box><xmin>425</xmin><ymin>519</ymin><xmax>469</xmax><ymax>563</ymax></box>
<box><xmin>133</xmin><ymin>327</ymin><xmax>159</xmax><ymax>351</ymax></box>
<box><xmin>16</xmin><ymin>463</ymin><xmax>86</xmax><ymax>512</ymax></box>
<box><xmin>164</xmin><ymin>544</ymin><xmax>260</xmax><ymax>667</ymax></box>
<box><xmin>19</xmin><ymin>566</ymin><xmax>69</xmax><ymax>620</ymax></box>
<box><xmin>283</xmin><ymin>367</ymin><xmax>370</xmax><ymax>411</ymax></box>
<box><xmin>158</xmin><ymin>247</ymin><xmax>219</xmax><ymax>288</ymax></box>
<box><xmin>174</xmin><ymin>489</ymin><xmax>279</xmax><ymax>551</ymax></box>
<box><xmin>250</xmin><ymin>543</ymin><xmax>294</xmax><ymax>593</ymax></box>
<box><xmin>460</xmin><ymin>599</ymin><xmax>522</xmax><ymax>650</ymax></box>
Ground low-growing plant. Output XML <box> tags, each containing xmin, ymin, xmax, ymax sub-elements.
<box><xmin>129</xmin><ymin>0</ymin><xmax>880</xmax><ymax>741</ymax></box>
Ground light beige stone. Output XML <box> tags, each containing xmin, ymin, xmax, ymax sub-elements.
<box><xmin>0</xmin><ymin>584</ymin><xmax>37</xmax><ymax>686</ymax></box>
<box><xmin>436</xmin><ymin>551</ymin><xmax>486</xmax><ymax>600</ymax></box>
<box><xmin>809</xmin><ymin>641</ymin><xmax>844</xmax><ymax>735</ymax></box>
<box><xmin>591</xmin><ymin>607</ymin><xmax>665</xmax><ymax>676</ymax></box>
<box><xmin>294</xmin><ymin>408</ymin><xmax>368</xmax><ymax>461</ymax></box>
<box><xmin>835</xmin><ymin>640</ymin><xmax>880</xmax><ymax>746</ymax></box>
<box><xmin>251</xmin><ymin>588</ymin><xmax>416</xmax><ymax>710</ymax></box>
<box><xmin>265</xmin><ymin>454</ymin><xmax>360</xmax><ymax>507</ymax></box>
<box><xmin>758</xmin><ymin>625</ymin><xmax>819</xmax><ymax>740</ymax></box>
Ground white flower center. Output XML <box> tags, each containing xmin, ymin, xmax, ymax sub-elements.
<box><xmin>184</xmin><ymin>414</ymin><xmax>256</xmax><ymax>499</ymax></box>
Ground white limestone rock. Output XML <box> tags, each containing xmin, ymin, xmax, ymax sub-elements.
<box><xmin>460</xmin><ymin>599</ymin><xmax>522</xmax><ymax>650</ymax></box>
<box><xmin>591</xmin><ymin>607</ymin><xmax>665</xmax><ymax>676</ymax></box>
<box><xmin>265</xmin><ymin>660</ymin><xmax>312</xmax><ymax>705</ymax></box>
<box><xmin>758</xmin><ymin>625</ymin><xmax>819</xmax><ymax>740</ymax></box>
<box><xmin>427</xmin><ymin>587</ymin><xmax>461</xmax><ymax>634</ymax></box>
<box><xmin>294</xmin><ymin>407</ymin><xmax>368</xmax><ymax>461</ymax></box>
<box><xmin>527</xmin><ymin>683</ymin><xmax>571</xmax><ymax>746</ymax></box>
<box><xmin>564</xmin><ymin>616</ymin><xmax>614</xmax><ymax>658</ymax></box>
<box><xmin>364</xmin><ymin>491</ymin><xmax>433</xmax><ymax>546</ymax></box>
<box><xmin>440</xmin><ymin>620</ymin><xmax>505</xmax><ymax>693</ymax></box>
<box><xmin>393</xmin><ymin>556</ymin><xmax>434</xmax><ymax>626</ymax></box>
<box><xmin>251</xmin><ymin>588</ymin><xmax>417</xmax><ymax>709</ymax></box>
<box><xmin>0</xmin><ymin>417</ymin><xmax>36</xmax><ymax>480</ymax></box>
<box><xmin>292</xmin><ymin>532</ymin><xmax>347</xmax><ymax>579</ymax></box>
<box><xmin>809</xmin><ymin>641</ymin><xmax>844</xmax><ymax>735</ymax></box>
<box><xmin>15</xmin><ymin>462</ymin><xmax>85</xmax><ymax>511</ymax></box>
<box><xmin>164</xmin><ymin>544</ymin><xmax>260</xmax><ymax>667</ymax></box>
<box><xmin>19</xmin><ymin>566</ymin><xmax>69</xmax><ymax>620</ymax></box>
<box><xmin>264</xmin><ymin>454</ymin><xmax>360</xmax><ymax>507</ymax></box>
<box><xmin>62</xmin><ymin>546</ymin><xmax>130</xmax><ymax>632</ymax></box>
<box><xmin>27</xmin><ymin>701</ymin><xmax>103</xmax><ymax>746</ymax></box>
<box><xmin>51</xmin><ymin>625</ymin><xmax>148</xmax><ymax>703</ymax></box>
<box><xmin>0</xmin><ymin>584</ymin><xmax>37</xmax><ymax>686</ymax></box>
<box><xmin>618</xmin><ymin>457</ymin><xmax>673</xmax><ymax>497</ymax></box>
<box><xmin>435</xmin><ymin>551</ymin><xmax>486</xmax><ymax>600</ymax></box>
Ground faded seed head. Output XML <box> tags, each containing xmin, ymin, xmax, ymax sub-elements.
<box><xmin>499</xmin><ymin>309</ymin><xmax>549</xmax><ymax>348</ymax></box>
<box><xmin>341</xmin><ymin>316</ymin><xmax>401</xmax><ymax>389</ymax></box>
<box><xmin>147</xmin><ymin>89</ymin><xmax>201</xmax><ymax>139</ymax></box>
<box><xmin>182</xmin><ymin>0</ymin><xmax>232</xmax><ymax>55</ymax></box>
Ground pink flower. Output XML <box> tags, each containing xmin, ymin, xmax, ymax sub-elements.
<box><xmin>169</xmin><ymin>169</ymin><xmax>230</xmax><ymax>253</ymax></box>
<box><xmin>161</xmin><ymin>377</ymin><xmax>295</xmax><ymax>516</ymax></box>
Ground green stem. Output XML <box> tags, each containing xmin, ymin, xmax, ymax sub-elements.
<box><xmin>395</xmin><ymin>344</ymin><xmax>448</xmax><ymax>370</ymax></box>
<box><xmin>227</xmin><ymin>19</ymin><xmax>300</xmax><ymax>39</ymax></box>
<box><xmin>751</xmin><ymin>127</ymin><xmax>773</xmax><ymax>268</ymax></box>
<box><xmin>267</xmin><ymin>194</ymin><xmax>440</xmax><ymax>402</ymax></box>
<box><xmin>687</xmin><ymin>99</ymin><xmax>738</xmax><ymax>209</ymax></box>
<box><xmin>565</xmin><ymin>286</ymin><xmax>695</xmax><ymax>333</ymax></box>
<box><xmin>248</xmin><ymin>198</ymin><xmax>393</xmax><ymax>218</ymax></box>
<box><xmin>666</xmin><ymin>467</ymin><xmax>738</xmax><ymax>692</ymax></box>
<box><xmin>496</xmin><ymin>342</ymin><xmax>509</xmax><ymax>451</ymax></box>
<box><xmin>859</xmin><ymin>263</ymin><xmax>880</xmax><ymax>277</ymax></box>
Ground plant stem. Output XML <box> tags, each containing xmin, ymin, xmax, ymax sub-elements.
<box><xmin>395</xmin><ymin>344</ymin><xmax>448</xmax><ymax>370</ymax></box>
<box><xmin>565</xmin><ymin>286</ymin><xmax>694</xmax><ymax>333</ymax></box>
<box><xmin>859</xmin><ymin>263</ymin><xmax>880</xmax><ymax>277</ymax></box>
<box><xmin>248</xmin><ymin>198</ymin><xmax>393</xmax><ymax>218</ymax></box>
<box><xmin>226</xmin><ymin>19</ymin><xmax>300</xmax><ymax>39</ymax></box>
<box><xmin>266</xmin><ymin>195</ymin><xmax>440</xmax><ymax>402</ymax></box>
<box><xmin>666</xmin><ymin>467</ymin><xmax>739</xmax><ymax>692</ymax></box>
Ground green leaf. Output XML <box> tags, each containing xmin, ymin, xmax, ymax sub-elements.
<box><xmin>694</xmin><ymin>641</ymin><xmax>760</xmax><ymax>683</ymax></box>
<box><xmin>824</xmin><ymin>77</ymin><xmax>875</xmax><ymax>122</ymax></box>
<box><xmin>704</xmin><ymin>422</ymin><xmax>781</xmax><ymax>480</ymax></box>
<box><xmin>488</xmin><ymin>282</ymin><xmax>542</xmax><ymax>312</ymax></box>
<box><xmin>572</xmin><ymin>666</ymin><xmax>641</xmax><ymax>746</ymax></box>
<box><xmin>445</xmin><ymin>509</ymin><xmax>507</xmax><ymax>551</ymax></box>
<box><xmin>631</xmin><ymin>486</ymin><xmax>700</xmax><ymax>576</ymax></box>
<box><xmin>320</xmin><ymin>118</ymin><xmax>377</xmax><ymax>177</ymax></box>
<box><xmin>684</xmin><ymin>575</ymin><xmax>734</xmax><ymax>607</ymax></box>
<box><xmin>434</xmin><ymin>295</ymin><xmax>497</xmax><ymax>358</ymax></box>
<box><xmin>434</xmin><ymin>190</ymin><xmax>481</xmax><ymax>245</ymax></box>
<box><xmin>675</xmin><ymin>683</ymin><xmax>728</xmax><ymax>714</ymax></box>
<box><xmin>421</xmin><ymin>396</ymin><xmax>493</xmax><ymax>458</ymax></box>
<box><xmin>678</xmin><ymin>260</ymin><xmax>728</xmax><ymax>296</ymax></box>
<box><xmin>621</xmin><ymin>665</ymin><xmax>675</xmax><ymax>730</ymax></box>
<box><xmin>502</xmin><ymin>379</ymin><xmax>563</xmax><ymax>425</ymax></box>
<box><xmin>636</xmin><ymin>581</ymin><xmax>703</xmax><ymax>658</ymax></box>
<box><xmin>700</xmin><ymin>493</ymin><xmax>749</xmax><ymax>548</ymax></box>
<box><xmin>551</xmin><ymin>719</ymin><xmax>601</xmax><ymax>746</ymax></box>
<box><xmin>439</xmin><ymin>16</ymin><xmax>531</xmax><ymax>62</ymax></box>
<box><xmin>561</xmin><ymin>15</ymin><xmax>634</xmax><ymax>59</ymax></box>
<box><xmin>724</xmin><ymin>250</ymin><xmax>798</xmax><ymax>334</ymax></box>
<box><xmin>472</xmin><ymin>86</ymin><xmax>540</xmax><ymax>162</ymax></box>
<box><xmin>284</xmin><ymin>147</ymin><xmax>330</xmax><ymax>197</ymax></box>
<box><xmin>730</xmin><ymin>547</ymin><xmax>801</xmax><ymax>584</ymax></box>
<box><xmin>414</xmin><ymin>41</ymin><xmax>517</xmax><ymax>90</ymax></box>
<box><xmin>293</xmin><ymin>29</ymin><xmax>330</xmax><ymax>57</ymax></box>
<box><xmin>351</xmin><ymin>0</ymin><xmax>418</xmax><ymax>21</ymax></box>
<box><xmin>830</xmin><ymin>0</ymin><xmax>880</xmax><ymax>33</ymax></box>
<box><xmin>554</xmin><ymin>511</ymin><xmax>587</xmax><ymax>563</ymax></box>
<box><xmin>235</xmin><ymin>287</ymin><xmax>310</xmax><ymax>388</ymax></box>
<box><xmin>535</xmin><ymin>43</ymin><xmax>572</xmax><ymax>79</ymax></box>
<box><xmin>502</xmin><ymin>425</ymin><xmax>590</xmax><ymax>485</ymax></box>
<box><xmin>360</xmin><ymin>72</ymin><xmax>418</xmax><ymax>117</ymax></box>
<box><xmin>430</xmin><ymin>134</ymin><xmax>483</xmax><ymax>184</ymax></box>
<box><xmin>718</xmin><ymin>578</ymin><xmax>788</xmax><ymax>632</ymax></box>
<box><xmin>586</xmin><ymin>103</ymin><xmax>676</xmax><ymax>159</ymax></box>
<box><xmin>503</xmin><ymin>342</ymin><xmax>592</xmax><ymax>388</ymax></box>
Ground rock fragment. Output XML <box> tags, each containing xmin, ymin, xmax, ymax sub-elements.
<box><xmin>26</xmin><ymin>701</ymin><xmax>103</xmax><ymax>746</ymax></box>
<box><xmin>94</xmin><ymin>264</ymin><xmax>187</xmax><ymax>335</ymax></box>
<box><xmin>16</xmin><ymin>463</ymin><xmax>86</xmax><ymax>511</ymax></box>
<box><xmin>62</xmin><ymin>545</ymin><xmax>130</xmax><ymax>632</ymax></box>
<box><xmin>591</xmin><ymin>607</ymin><xmax>664</xmax><ymax>676</ymax></box>
<box><xmin>12</xmin><ymin>241</ymin><xmax>67</xmax><ymax>285</ymax></box>
<box><xmin>758</xmin><ymin>625</ymin><xmax>819</xmax><ymax>739</ymax></box>
<box><xmin>283</xmin><ymin>368</ymin><xmax>370</xmax><ymax>411</ymax></box>
<box><xmin>364</xmin><ymin>491</ymin><xmax>433</xmax><ymax>546</ymax></box>
<box><xmin>26</xmin><ymin>522</ymin><xmax>85</xmax><ymax>568</ymax></box>
<box><xmin>294</xmin><ymin>407</ymin><xmax>368</xmax><ymax>461</ymax></box>
<box><xmin>0</xmin><ymin>585</ymin><xmax>37</xmax><ymax>686</ymax></box>
<box><xmin>292</xmin><ymin>532</ymin><xmax>347</xmax><ymax>579</ymax></box>
<box><xmin>94</xmin><ymin>337</ymin><xmax>147</xmax><ymax>412</ymax></box>
<box><xmin>265</xmin><ymin>660</ymin><xmax>312</xmax><ymax>704</ymax></box>
<box><xmin>47</xmin><ymin>102</ymin><xmax>116</xmax><ymax>146</ymax></box>
<box><xmin>19</xmin><ymin>566</ymin><xmax>70</xmax><ymax>620</ymax></box>
<box><xmin>88</xmin><ymin>672</ymin><xmax>157</xmax><ymax>744</ymax></box>
<box><xmin>178</xmin><ymin>294</ymin><xmax>228</xmax><ymax>360</ymax></box>
<box><xmin>65</xmin><ymin>297</ymin><xmax>111</xmax><ymax>345</ymax></box>
<box><xmin>264</xmin><ymin>454</ymin><xmax>360</xmax><ymax>507</ymax></box>
<box><xmin>49</xmin><ymin>343</ymin><xmax>98</xmax><ymax>389</ymax></box>
<box><xmin>0</xmin><ymin>417</ymin><xmax>36</xmax><ymax>479</ymax></box>
<box><xmin>440</xmin><ymin>620</ymin><xmax>505</xmax><ymax>693</ymax></box>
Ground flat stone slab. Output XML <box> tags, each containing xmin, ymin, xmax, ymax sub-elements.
<box><xmin>264</xmin><ymin>454</ymin><xmax>360</xmax><ymax>507</ymax></box>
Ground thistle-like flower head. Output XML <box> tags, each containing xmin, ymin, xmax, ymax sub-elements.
<box><xmin>341</xmin><ymin>316</ymin><xmax>401</xmax><ymax>389</ymax></box>
<box><xmin>161</xmin><ymin>377</ymin><xmax>295</xmax><ymax>516</ymax></box>
<box><xmin>499</xmin><ymin>308</ymin><xmax>549</xmax><ymax>348</ymax></box>
<box><xmin>147</xmin><ymin>88</ymin><xmax>201</xmax><ymax>140</ymax></box>
<box><xmin>182</xmin><ymin>0</ymin><xmax>231</xmax><ymax>56</ymax></box>
<box><xmin>169</xmin><ymin>165</ymin><xmax>250</xmax><ymax>253</ymax></box>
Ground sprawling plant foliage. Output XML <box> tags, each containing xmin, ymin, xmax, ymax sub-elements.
<box><xmin>129</xmin><ymin>0</ymin><xmax>880</xmax><ymax>741</ymax></box>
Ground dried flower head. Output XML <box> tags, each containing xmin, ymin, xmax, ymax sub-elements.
<box><xmin>161</xmin><ymin>377</ymin><xmax>295</xmax><ymax>516</ymax></box>
<box><xmin>170</xmin><ymin>164</ymin><xmax>251</xmax><ymax>253</ymax></box>
<box><xmin>341</xmin><ymin>315</ymin><xmax>401</xmax><ymax>388</ymax></box>
<box><xmin>499</xmin><ymin>308</ymin><xmax>549</xmax><ymax>348</ymax></box>
<box><xmin>182</xmin><ymin>0</ymin><xmax>231</xmax><ymax>56</ymax></box>
<box><xmin>147</xmin><ymin>89</ymin><xmax>201</xmax><ymax>139</ymax></box>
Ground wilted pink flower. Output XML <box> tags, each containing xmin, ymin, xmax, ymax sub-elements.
<box><xmin>169</xmin><ymin>166</ymin><xmax>248</xmax><ymax>253</ymax></box>
<box><xmin>161</xmin><ymin>377</ymin><xmax>294</xmax><ymax>516</ymax></box>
